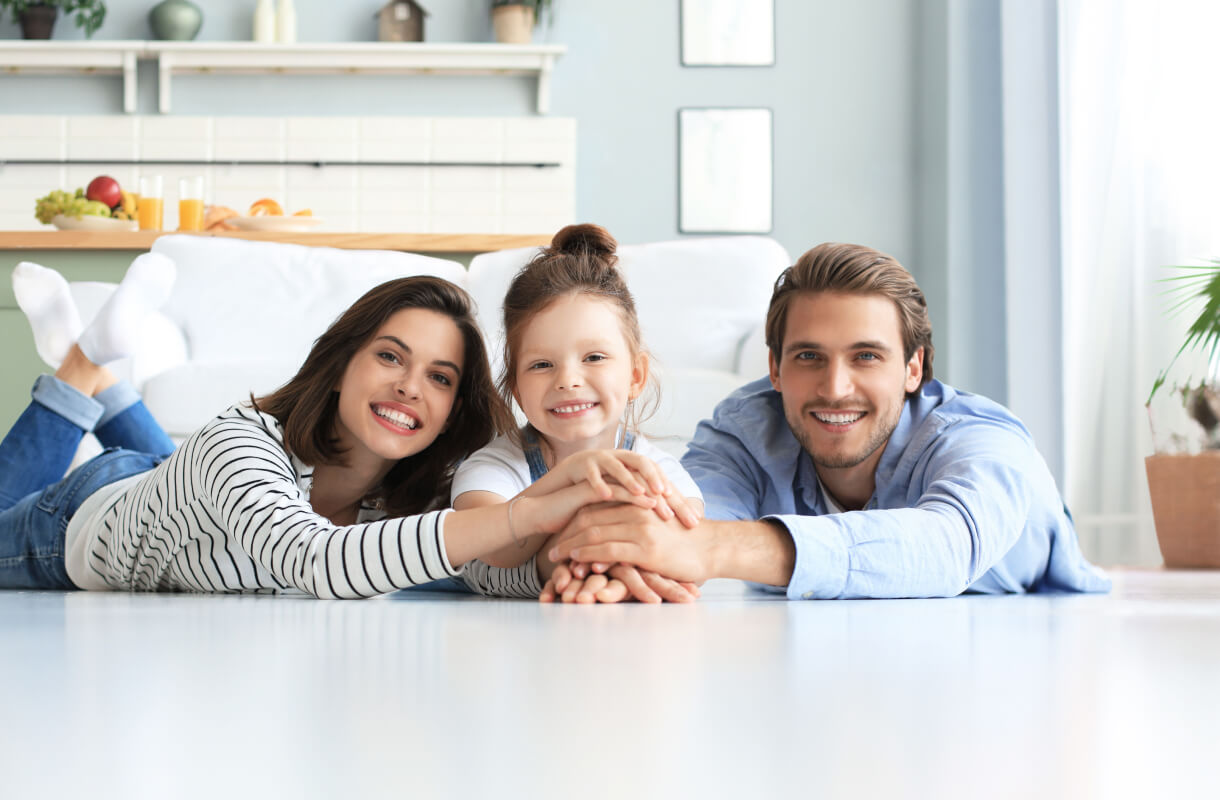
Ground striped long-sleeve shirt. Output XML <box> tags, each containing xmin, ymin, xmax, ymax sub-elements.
<box><xmin>64</xmin><ymin>405</ymin><xmax>462</xmax><ymax>599</ymax></box>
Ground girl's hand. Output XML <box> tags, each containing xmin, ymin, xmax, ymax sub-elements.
<box><xmin>551</xmin><ymin>449</ymin><xmax>671</xmax><ymax>502</ymax></box>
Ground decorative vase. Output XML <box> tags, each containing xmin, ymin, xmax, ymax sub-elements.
<box><xmin>276</xmin><ymin>0</ymin><xmax>297</xmax><ymax>43</ymax></box>
<box><xmin>492</xmin><ymin>4</ymin><xmax>534</xmax><ymax>44</ymax></box>
<box><xmin>19</xmin><ymin>4</ymin><xmax>58</xmax><ymax>40</ymax></box>
<box><xmin>149</xmin><ymin>0</ymin><xmax>204</xmax><ymax>41</ymax></box>
<box><xmin>253</xmin><ymin>0</ymin><xmax>276</xmax><ymax>43</ymax></box>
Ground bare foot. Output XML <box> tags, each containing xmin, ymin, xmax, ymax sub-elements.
<box><xmin>54</xmin><ymin>344</ymin><xmax>118</xmax><ymax>398</ymax></box>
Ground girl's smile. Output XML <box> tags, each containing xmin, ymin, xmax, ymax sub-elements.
<box><xmin>513</xmin><ymin>294</ymin><xmax>646</xmax><ymax>462</ymax></box>
<box><xmin>549</xmin><ymin>400</ymin><xmax>599</xmax><ymax>417</ymax></box>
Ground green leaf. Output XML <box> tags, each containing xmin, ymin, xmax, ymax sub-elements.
<box><xmin>1150</xmin><ymin>260</ymin><xmax>1220</xmax><ymax>403</ymax></box>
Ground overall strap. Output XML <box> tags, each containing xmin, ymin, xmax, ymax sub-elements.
<box><xmin>522</xmin><ymin>428</ymin><xmax>637</xmax><ymax>482</ymax></box>
<box><xmin>522</xmin><ymin>428</ymin><xmax>550</xmax><ymax>483</ymax></box>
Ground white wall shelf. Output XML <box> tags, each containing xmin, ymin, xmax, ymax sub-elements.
<box><xmin>0</xmin><ymin>41</ymin><xmax>566</xmax><ymax>115</ymax></box>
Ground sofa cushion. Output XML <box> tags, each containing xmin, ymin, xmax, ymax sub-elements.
<box><xmin>141</xmin><ymin>360</ymin><xmax>299</xmax><ymax>439</ymax></box>
<box><xmin>644</xmin><ymin>366</ymin><xmax>753</xmax><ymax>458</ymax></box>
<box><xmin>150</xmin><ymin>235</ymin><xmax>469</xmax><ymax>369</ymax></box>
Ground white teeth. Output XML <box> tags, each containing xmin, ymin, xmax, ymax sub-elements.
<box><xmin>552</xmin><ymin>402</ymin><xmax>595</xmax><ymax>414</ymax></box>
<box><xmin>814</xmin><ymin>411</ymin><xmax>863</xmax><ymax>425</ymax></box>
<box><xmin>374</xmin><ymin>406</ymin><xmax>418</xmax><ymax>429</ymax></box>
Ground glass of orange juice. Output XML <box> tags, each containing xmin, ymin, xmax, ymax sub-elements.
<box><xmin>137</xmin><ymin>176</ymin><xmax>163</xmax><ymax>231</ymax></box>
<box><xmin>178</xmin><ymin>176</ymin><xmax>204</xmax><ymax>232</ymax></box>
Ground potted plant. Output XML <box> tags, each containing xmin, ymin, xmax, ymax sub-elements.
<box><xmin>2</xmin><ymin>0</ymin><xmax>106</xmax><ymax>39</ymax></box>
<box><xmin>1145</xmin><ymin>258</ymin><xmax>1220</xmax><ymax>567</ymax></box>
<box><xmin>491</xmin><ymin>0</ymin><xmax>552</xmax><ymax>44</ymax></box>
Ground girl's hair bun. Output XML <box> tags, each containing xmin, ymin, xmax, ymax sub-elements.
<box><xmin>551</xmin><ymin>223</ymin><xmax>617</xmax><ymax>259</ymax></box>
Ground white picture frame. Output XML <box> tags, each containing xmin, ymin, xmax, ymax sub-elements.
<box><xmin>678</xmin><ymin>107</ymin><xmax>773</xmax><ymax>234</ymax></box>
<box><xmin>681</xmin><ymin>0</ymin><xmax>776</xmax><ymax>67</ymax></box>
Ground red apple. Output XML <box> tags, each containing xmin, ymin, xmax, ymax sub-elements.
<box><xmin>86</xmin><ymin>175</ymin><xmax>122</xmax><ymax>209</ymax></box>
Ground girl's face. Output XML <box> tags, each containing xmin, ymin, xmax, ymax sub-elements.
<box><xmin>334</xmin><ymin>308</ymin><xmax>464</xmax><ymax>474</ymax></box>
<box><xmin>513</xmin><ymin>294</ymin><xmax>647</xmax><ymax>457</ymax></box>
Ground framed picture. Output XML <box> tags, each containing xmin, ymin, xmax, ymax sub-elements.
<box><xmin>681</xmin><ymin>0</ymin><xmax>775</xmax><ymax>67</ymax></box>
<box><xmin>679</xmin><ymin>107</ymin><xmax>773</xmax><ymax>234</ymax></box>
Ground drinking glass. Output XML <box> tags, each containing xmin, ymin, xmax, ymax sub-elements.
<box><xmin>178</xmin><ymin>176</ymin><xmax>204</xmax><ymax>232</ymax></box>
<box><xmin>137</xmin><ymin>176</ymin><xmax>163</xmax><ymax>232</ymax></box>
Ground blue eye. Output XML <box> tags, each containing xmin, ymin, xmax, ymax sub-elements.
<box><xmin>857</xmin><ymin>352</ymin><xmax>879</xmax><ymax>361</ymax></box>
<box><xmin>795</xmin><ymin>351</ymin><xmax>819</xmax><ymax>361</ymax></box>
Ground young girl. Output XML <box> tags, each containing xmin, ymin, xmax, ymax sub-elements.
<box><xmin>452</xmin><ymin>224</ymin><xmax>705</xmax><ymax>604</ymax></box>
<box><xmin>0</xmin><ymin>258</ymin><xmax>661</xmax><ymax>598</ymax></box>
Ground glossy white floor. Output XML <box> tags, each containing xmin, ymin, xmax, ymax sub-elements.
<box><xmin>1</xmin><ymin>568</ymin><xmax>1218</xmax><ymax>799</ymax></box>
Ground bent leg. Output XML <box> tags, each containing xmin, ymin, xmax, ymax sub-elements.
<box><xmin>92</xmin><ymin>381</ymin><xmax>175</xmax><ymax>458</ymax></box>
<box><xmin>0</xmin><ymin>489</ymin><xmax>76</xmax><ymax>590</ymax></box>
<box><xmin>0</xmin><ymin>376</ymin><xmax>102</xmax><ymax>511</ymax></box>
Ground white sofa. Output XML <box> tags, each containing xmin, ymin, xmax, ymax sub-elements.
<box><xmin>72</xmin><ymin>233</ymin><xmax>791</xmax><ymax>459</ymax></box>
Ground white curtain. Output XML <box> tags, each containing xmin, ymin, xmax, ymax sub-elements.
<box><xmin>1061</xmin><ymin>0</ymin><xmax>1220</xmax><ymax>564</ymax></box>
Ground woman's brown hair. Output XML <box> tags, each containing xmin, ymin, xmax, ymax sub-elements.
<box><xmin>499</xmin><ymin>223</ymin><xmax>656</xmax><ymax>443</ymax></box>
<box><xmin>254</xmin><ymin>276</ymin><xmax>512</xmax><ymax>515</ymax></box>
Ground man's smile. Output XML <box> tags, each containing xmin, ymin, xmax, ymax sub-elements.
<box><xmin>811</xmin><ymin>410</ymin><xmax>866</xmax><ymax>427</ymax></box>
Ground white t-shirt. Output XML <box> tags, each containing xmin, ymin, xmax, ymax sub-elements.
<box><xmin>451</xmin><ymin>432</ymin><xmax>703</xmax><ymax>504</ymax></box>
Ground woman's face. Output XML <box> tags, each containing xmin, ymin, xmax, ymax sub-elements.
<box><xmin>333</xmin><ymin>308</ymin><xmax>465</xmax><ymax>473</ymax></box>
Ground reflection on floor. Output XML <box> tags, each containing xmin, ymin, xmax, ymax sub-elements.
<box><xmin>2</xmin><ymin>569</ymin><xmax>1217</xmax><ymax>798</ymax></box>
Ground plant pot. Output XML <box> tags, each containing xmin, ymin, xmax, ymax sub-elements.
<box><xmin>492</xmin><ymin>5</ymin><xmax>535</xmax><ymax>44</ymax></box>
<box><xmin>1145</xmin><ymin>452</ymin><xmax>1220</xmax><ymax>567</ymax></box>
<box><xmin>20</xmin><ymin>5</ymin><xmax>58</xmax><ymax>40</ymax></box>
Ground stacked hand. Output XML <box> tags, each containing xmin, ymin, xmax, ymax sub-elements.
<box><xmin>536</xmin><ymin>450</ymin><xmax>704</xmax><ymax>604</ymax></box>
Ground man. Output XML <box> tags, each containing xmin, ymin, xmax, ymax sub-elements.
<box><xmin>549</xmin><ymin>242</ymin><xmax>1110</xmax><ymax>598</ymax></box>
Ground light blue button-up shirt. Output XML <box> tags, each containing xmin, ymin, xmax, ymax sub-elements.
<box><xmin>681</xmin><ymin>377</ymin><xmax>1111</xmax><ymax>599</ymax></box>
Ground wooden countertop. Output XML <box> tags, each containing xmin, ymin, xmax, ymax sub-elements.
<box><xmin>0</xmin><ymin>231</ymin><xmax>552</xmax><ymax>252</ymax></box>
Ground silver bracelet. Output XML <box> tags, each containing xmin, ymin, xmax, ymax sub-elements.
<box><xmin>506</xmin><ymin>495</ymin><xmax>527</xmax><ymax>549</ymax></box>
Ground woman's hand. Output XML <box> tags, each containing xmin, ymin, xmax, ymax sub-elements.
<box><xmin>517</xmin><ymin>483</ymin><xmax>655</xmax><ymax>540</ymax></box>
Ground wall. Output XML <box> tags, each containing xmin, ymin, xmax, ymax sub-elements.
<box><xmin>0</xmin><ymin>0</ymin><xmax>920</xmax><ymax>267</ymax></box>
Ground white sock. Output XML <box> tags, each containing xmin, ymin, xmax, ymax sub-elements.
<box><xmin>12</xmin><ymin>261</ymin><xmax>83</xmax><ymax>368</ymax></box>
<box><xmin>77</xmin><ymin>252</ymin><xmax>177</xmax><ymax>365</ymax></box>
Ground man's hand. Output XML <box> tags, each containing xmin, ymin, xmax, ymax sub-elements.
<box><xmin>547</xmin><ymin>504</ymin><xmax>716</xmax><ymax>585</ymax></box>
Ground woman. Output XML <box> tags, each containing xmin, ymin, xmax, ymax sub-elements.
<box><xmin>0</xmin><ymin>258</ymin><xmax>661</xmax><ymax>598</ymax></box>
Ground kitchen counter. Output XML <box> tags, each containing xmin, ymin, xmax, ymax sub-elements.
<box><xmin>0</xmin><ymin>230</ymin><xmax>552</xmax><ymax>253</ymax></box>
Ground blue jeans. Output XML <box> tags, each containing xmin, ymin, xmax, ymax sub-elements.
<box><xmin>0</xmin><ymin>376</ymin><xmax>174</xmax><ymax>590</ymax></box>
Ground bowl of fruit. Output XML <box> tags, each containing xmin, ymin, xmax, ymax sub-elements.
<box><xmin>37</xmin><ymin>176</ymin><xmax>138</xmax><ymax>232</ymax></box>
<box><xmin>227</xmin><ymin>198</ymin><xmax>322</xmax><ymax>232</ymax></box>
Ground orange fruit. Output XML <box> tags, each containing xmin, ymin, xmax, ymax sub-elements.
<box><xmin>249</xmin><ymin>198</ymin><xmax>283</xmax><ymax>216</ymax></box>
<box><xmin>292</xmin><ymin>208</ymin><xmax>312</xmax><ymax>217</ymax></box>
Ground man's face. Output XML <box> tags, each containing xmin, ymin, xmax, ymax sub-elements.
<box><xmin>769</xmin><ymin>291</ymin><xmax>923</xmax><ymax>483</ymax></box>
